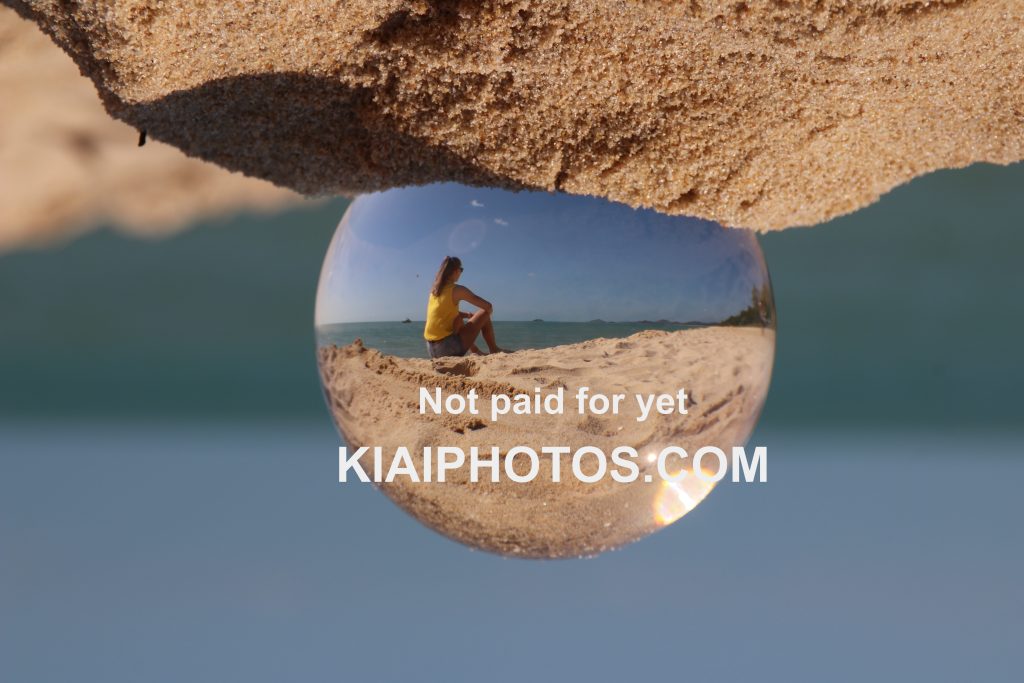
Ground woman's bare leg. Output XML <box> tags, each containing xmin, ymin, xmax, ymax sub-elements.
<box><xmin>452</xmin><ymin>314</ymin><xmax>481</xmax><ymax>354</ymax></box>
<box><xmin>459</xmin><ymin>309</ymin><xmax>492</xmax><ymax>353</ymax></box>
<box><xmin>480</xmin><ymin>317</ymin><xmax>500</xmax><ymax>352</ymax></box>
<box><xmin>458</xmin><ymin>310</ymin><xmax>508</xmax><ymax>354</ymax></box>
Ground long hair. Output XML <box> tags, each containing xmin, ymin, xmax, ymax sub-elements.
<box><xmin>431</xmin><ymin>256</ymin><xmax>462</xmax><ymax>297</ymax></box>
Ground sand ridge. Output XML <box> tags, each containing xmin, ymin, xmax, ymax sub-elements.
<box><xmin>5</xmin><ymin>0</ymin><xmax>1022</xmax><ymax>230</ymax></box>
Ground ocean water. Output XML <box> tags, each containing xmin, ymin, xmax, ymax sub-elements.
<box><xmin>316</xmin><ymin>320</ymin><xmax>706</xmax><ymax>357</ymax></box>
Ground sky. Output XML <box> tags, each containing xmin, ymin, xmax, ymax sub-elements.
<box><xmin>315</xmin><ymin>183</ymin><xmax>770</xmax><ymax>325</ymax></box>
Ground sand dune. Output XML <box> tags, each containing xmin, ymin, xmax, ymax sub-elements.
<box><xmin>319</xmin><ymin>326</ymin><xmax>774</xmax><ymax>558</ymax></box>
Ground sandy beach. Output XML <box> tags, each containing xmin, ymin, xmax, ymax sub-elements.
<box><xmin>319</xmin><ymin>326</ymin><xmax>774</xmax><ymax>557</ymax></box>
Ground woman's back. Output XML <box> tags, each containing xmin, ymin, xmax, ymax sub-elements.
<box><xmin>424</xmin><ymin>282</ymin><xmax>458</xmax><ymax>341</ymax></box>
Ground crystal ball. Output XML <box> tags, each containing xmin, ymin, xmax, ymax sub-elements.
<box><xmin>316</xmin><ymin>183</ymin><xmax>775</xmax><ymax>558</ymax></box>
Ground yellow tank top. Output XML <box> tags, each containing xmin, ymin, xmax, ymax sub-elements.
<box><xmin>424</xmin><ymin>283</ymin><xmax>459</xmax><ymax>341</ymax></box>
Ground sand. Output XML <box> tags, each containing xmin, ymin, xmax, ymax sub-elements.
<box><xmin>0</xmin><ymin>7</ymin><xmax>304</xmax><ymax>251</ymax></box>
<box><xmin>319</xmin><ymin>326</ymin><xmax>775</xmax><ymax>557</ymax></box>
<box><xmin>5</xmin><ymin>0</ymin><xmax>1022</xmax><ymax>230</ymax></box>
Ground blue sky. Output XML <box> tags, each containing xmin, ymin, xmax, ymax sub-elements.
<box><xmin>316</xmin><ymin>183</ymin><xmax>770</xmax><ymax>324</ymax></box>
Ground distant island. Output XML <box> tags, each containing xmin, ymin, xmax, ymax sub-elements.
<box><xmin>635</xmin><ymin>318</ymin><xmax>712</xmax><ymax>325</ymax></box>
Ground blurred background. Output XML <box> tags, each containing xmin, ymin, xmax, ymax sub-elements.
<box><xmin>1</xmin><ymin>8</ymin><xmax>1021</xmax><ymax>683</ymax></box>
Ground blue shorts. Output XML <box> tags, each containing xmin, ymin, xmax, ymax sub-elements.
<box><xmin>426</xmin><ymin>333</ymin><xmax>466</xmax><ymax>359</ymax></box>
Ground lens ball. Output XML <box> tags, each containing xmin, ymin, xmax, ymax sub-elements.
<box><xmin>316</xmin><ymin>183</ymin><xmax>775</xmax><ymax>557</ymax></box>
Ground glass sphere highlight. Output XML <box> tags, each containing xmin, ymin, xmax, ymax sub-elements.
<box><xmin>316</xmin><ymin>183</ymin><xmax>775</xmax><ymax>558</ymax></box>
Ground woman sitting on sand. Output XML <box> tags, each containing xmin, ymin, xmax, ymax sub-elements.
<box><xmin>424</xmin><ymin>256</ymin><xmax>508</xmax><ymax>358</ymax></box>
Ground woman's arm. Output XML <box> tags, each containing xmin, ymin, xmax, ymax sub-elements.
<box><xmin>453</xmin><ymin>285</ymin><xmax>493</xmax><ymax>313</ymax></box>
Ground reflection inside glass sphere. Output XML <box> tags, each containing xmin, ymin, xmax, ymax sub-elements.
<box><xmin>316</xmin><ymin>183</ymin><xmax>775</xmax><ymax>558</ymax></box>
